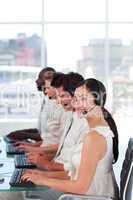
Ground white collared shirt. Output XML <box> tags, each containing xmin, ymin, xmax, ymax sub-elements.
<box><xmin>40</xmin><ymin>99</ymin><xmax>66</xmax><ymax>146</ymax></box>
<box><xmin>54</xmin><ymin>110</ymin><xmax>74</xmax><ymax>158</ymax></box>
<box><xmin>37</xmin><ymin>95</ymin><xmax>48</xmax><ymax>134</ymax></box>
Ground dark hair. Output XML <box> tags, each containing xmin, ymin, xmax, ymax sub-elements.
<box><xmin>51</xmin><ymin>72</ymin><xmax>65</xmax><ymax>88</ymax></box>
<box><xmin>37</xmin><ymin>67</ymin><xmax>56</xmax><ymax>91</ymax></box>
<box><xmin>67</xmin><ymin>72</ymin><xmax>84</xmax><ymax>95</ymax></box>
<box><xmin>51</xmin><ymin>72</ymin><xmax>84</xmax><ymax>96</ymax></box>
<box><xmin>41</xmin><ymin>67</ymin><xmax>56</xmax><ymax>73</ymax></box>
<box><xmin>77</xmin><ymin>78</ymin><xmax>119</xmax><ymax>163</ymax></box>
<box><xmin>102</xmin><ymin>107</ymin><xmax>119</xmax><ymax>163</ymax></box>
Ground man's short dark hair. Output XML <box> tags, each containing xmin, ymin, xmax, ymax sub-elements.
<box><xmin>37</xmin><ymin>67</ymin><xmax>56</xmax><ymax>91</ymax></box>
<box><xmin>51</xmin><ymin>72</ymin><xmax>65</xmax><ymax>88</ymax></box>
<box><xmin>51</xmin><ymin>72</ymin><xmax>84</xmax><ymax>96</ymax></box>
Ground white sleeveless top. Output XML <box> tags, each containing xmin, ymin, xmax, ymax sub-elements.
<box><xmin>64</xmin><ymin>126</ymin><xmax>119</xmax><ymax>198</ymax></box>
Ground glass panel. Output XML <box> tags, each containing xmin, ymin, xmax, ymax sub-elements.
<box><xmin>109</xmin><ymin>0</ymin><xmax>133</xmax><ymax>21</ymax></box>
<box><xmin>0</xmin><ymin>25</ymin><xmax>42</xmax><ymax>68</ymax></box>
<box><xmin>0</xmin><ymin>0</ymin><xmax>42</xmax><ymax>22</ymax></box>
<box><xmin>45</xmin><ymin>0</ymin><xmax>105</xmax><ymax>22</ymax></box>
<box><xmin>0</xmin><ymin>25</ymin><xmax>42</xmax><ymax>119</ymax></box>
<box><xmin>109</xmin><ymin>24</ymin><xmax>133</xmax><ymax>182</ymax></box>
<box><xmin>45</xmin><ymin>24</ymin><xmax>105</xmax><ymax>81</ymax></box>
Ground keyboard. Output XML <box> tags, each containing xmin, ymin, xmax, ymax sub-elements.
<box><xmin>4</xmin><ymin>136</ymin><xmax>32</xmax><ymax>144</ymax></box>
<box><xmin>4</xmin><ymin>136</ymin><xmax>18</xmax><ymax>143</ymax></box>
<box><xmin>6</xmin><ymin>144</ymin><xmax>25</xmax><ymax>155</ymax></box>
<box><xmin>14</xmin><ymin>154</ymin><xmax>37</xmax><ymax>169</ymax></box>
<box><xmin>9</xmin><ymin>169</ymin><xmax>35</xmax><ymax>187</ymax></box>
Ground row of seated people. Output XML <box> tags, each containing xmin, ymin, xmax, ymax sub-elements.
<box><xmin>4</xmin><ymin>67</ymin><xmax>119</xmax><ymax>200</ymax></box>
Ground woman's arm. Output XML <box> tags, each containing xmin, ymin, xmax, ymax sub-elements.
<box><xmin>36</xmin><ymin>170</ymin><xmax>70</xmax><ymax>180</ymax></box>
<box><xmin>44</xmin><ymin>161</ymin><xmax>65</xmax><ymax>171</ymax></box>
<box><xmin>45</xmin><ymin>171</ymin><xmax>69</xmax><ymax>179</ymax></box>
<box><xmin>24</xmin><ymin>170</ymin><xmax>70</xmax><ymax>180</ymax></box>
<box><xmin>27</xmin><ymin>157</ymin><xmax>65</xmax><ymax>171</ymax></box>
<box><xmin>22</xmin><ymin>132</ymin><xmax>107</xmax><ymax>195</ymax></box>
<box><xmin>27</xmin><ymin>151</ymin><xmax>56</xmax><ymax>164</ymax></box>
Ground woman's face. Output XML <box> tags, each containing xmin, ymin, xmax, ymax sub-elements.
<box><xmin>74</xmin><ymin>85</ymin><xmax>95</xmax><ymax>114</ymax></box>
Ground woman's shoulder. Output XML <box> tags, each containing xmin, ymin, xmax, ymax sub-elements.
<box><xmin>82</xmin><ymin>127</ymin><xmax>114</xmax><ymax>153</ymax></box>
<box><xmin>85</xmin><ymin>129</ymin><xmax>107</xmax><ymax>145</ymax></box>
<box><xmin>89</xmin><ymin>126</ymin><xmax>114</xmax><ymax>139</ymax></box>
<box><xmin>84</xmin><ymin>126</ymin><xmax>113</xmax><ymax>147</ymax></box>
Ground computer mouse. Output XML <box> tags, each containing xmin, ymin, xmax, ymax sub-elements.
<box><xmin>0</xmin><ymin>163</ymin><xmax>4</xmax><ymax>167</ymax></box>
<box><xmin>0</xmin><ymin>178</ymin><xmax>4</xmax><ymax>184</ymax></box>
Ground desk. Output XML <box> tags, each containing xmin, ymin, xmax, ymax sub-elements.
<box><xmin>0</xmin><ymin>137</ymin><xmax>48</xmax><ymax>192</ymax></box>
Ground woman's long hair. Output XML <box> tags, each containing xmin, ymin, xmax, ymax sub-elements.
<box><xmin>77</xmin><ymin>78</ymin><xmax>119</xmax><ymax>163</ymax></box>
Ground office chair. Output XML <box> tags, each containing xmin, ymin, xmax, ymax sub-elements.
<box><xmin>58</xmin><ymin>138</ymin><xmax>133</xmax><ymax>200</ymax></box>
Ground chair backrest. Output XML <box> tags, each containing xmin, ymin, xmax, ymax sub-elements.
<box><xmin>120</xmin><ymin>138</ymin><xmax>133</xmax><ymax>200</ymax></box>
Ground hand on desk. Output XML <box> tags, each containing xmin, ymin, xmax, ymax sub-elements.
<box><xmin>27</xmin><ymin>152</ymin><xmax>50</xmax><ymax>168</ymax></box>
<box><xmin>15</xmin><ymin>143</ymin><xmax>33</xmax><ymax>152</ymax></box>
<box><xmin>15</xmin><ymin>141</ymin><xmax>42</xmax><ymax>152</ymax></box>
<box><xmin>21</xmin><ymin>169</ymin><xmax>48</xmax><ymax>186</ymax></box>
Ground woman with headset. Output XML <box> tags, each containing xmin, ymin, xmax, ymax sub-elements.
<box><xmin>22</xmin><ymin>78</ymin><xmax>119</xmax><ymax>200</ymax></box>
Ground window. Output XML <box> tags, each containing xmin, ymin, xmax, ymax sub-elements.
<box><xmin>109</xmin><ymin>0</ymin><xmax>133</xmax><ymax>21</ymax></box>
<box><xmin>0</xmin><ymin>1</ymin><xmax>43</xmax><ymax>122</ymax></box>
<box><xmin>45</xmin><ymin>24</ymin><xmax>105</xmax><ymax>79</ymax></box>
<box><xmin>0</xmin><ymin>1</ymin><xmax>132</xmax><ymax>127</ymax></box>
<box><xmin>0</xmin><ymin>25</ymin><xmax>42</xmax><ymax>67</ymax></box>
<box><xmin>0</xmin><ymin>1</ymin><xmax>132</xmax><ymax>186</ymax></box>
<box><xmin>0</xmin><ymin>0</ymin><xmax>42</xmax><ymax>22</ymax></box>
<box><xmin>45</xmin><ymin>0</ymin><xmax>105</xmax><ymax>22</ymax></box>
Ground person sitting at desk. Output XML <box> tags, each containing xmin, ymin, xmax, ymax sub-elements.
<box><xmin>22</xmin><ymin>78</ymin><xmax>119</xmax><ymax>200</ymax></box>
<box><xmin>0</xmin><ymin>68</ymin><xmax>55</xmax><ymax>200</ymax></box>
<box><xmin>18</xmin><ymin>72</ymin><xmax>88</xmax><ymax>200</ymax></box>
<box><xmin>15</xmin><ymin>72</ymin><xmax>84</xmax><ymax>157</ymax></box>
<box><xmin>24</xmin><ymin>72</ymin><xmax>90</xmax><ymax>173</ymax></box>
<box><xmin>16</xmin><ymin>73</ymin><xmax>66</xmax><ymax>157</ymax></box>
<box><xmin>6</xmin><ymin>67</ymin><xmax>56</xmax><ymax>142</ymax></box>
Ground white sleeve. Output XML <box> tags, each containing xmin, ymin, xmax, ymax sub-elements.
<box><xmin>47</xmin><ymin>106</ymin><xmax>65</xmax><ymax>139</ymax></box>
<box><xmin>41</xmin><ymin>104</ymin><xmax>65</xmax><ymax>146</ymax></box>
<box><xmin>63</xmin><ymin>143</ymin><xmax>83</xmax><ymax>180</ymax></box>
<box><xmin>63</xmin><ymin>150</ymin><xmax>75</xmax><ymax>179</ymax></box>
<box><xmin>63</xmin><ymin>161</ymin><xmax>73</xmax><ymax>178</ymax></box>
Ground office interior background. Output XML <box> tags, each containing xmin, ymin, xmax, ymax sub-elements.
<box><xmin>0</xmin><ymin>0</ymin><xmax>132</xmax><ymax>184</ymax></box>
